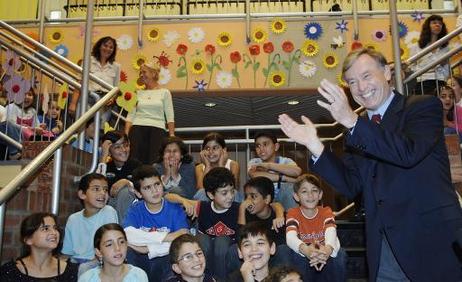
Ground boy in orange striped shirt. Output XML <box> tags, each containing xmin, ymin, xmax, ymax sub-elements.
<box><xmin>285</xmin><ymin>173</ymin><xmax>346</xmax><ymax>281</ymax></box>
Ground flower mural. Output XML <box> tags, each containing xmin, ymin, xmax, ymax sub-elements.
<box><xmin>301</xmin><ymin>40</ymin><xmax>319</xmax><ymax>57</ymax></box>
<box><xmin>153</xmin><ymin>51</ymin><xmax>173</xmax><ymax>68</ymax></box>
<box><xmin>205</xmin><ymin>44</ymin><xmax>222</xmax><ymax>89</ymax></box>
<box><xmin>191</xmin><ymin>58</ymin><xmax>206</xmax><ymax>74</ymax></box>
<box><xmin>244</xmin><ymin>44</ymin><xmax>261</xmax><ymax>88</ymax></box>
<box><xmin>147</xmin><ymin>27</ymin><xmax>161</xmax><ymax>42</ymax></box>
<box><xmin>132</xmin><ymin>54</ymin><xmax>147</xmax><ymax>70</ymax></box>
<box><xmin>323</xmin><ymin>52</ymin><xmax>339</xmax><ymax>69</ymax></box>
<box><xmin>304</xmin><ymin>22</ymin><xmax>323</xmax><ymax>40</ymax></box>
<box><xmin>3</xmin><ymin>50</ymin><xmax>21</xmax><ymax>75</ymax></box>
<box><xmin>270</xmin><ymin>71</ymin><xmax>285</xmax><ymax>87</ymax></box>
<box><xmin>215</xmin><ymin>70</ymin><xmax>233</xmax><ymax>89</ymax></box>
<box><xmin>54</xmin><ymin>44</ymin><xmax>69</xmax><ymax>58</ymax></box>
<box><xmin>49</xmin><ymin>30</ymin><xmax>63</xmax><ymax>44</ymax></box>
<box><xmin>299</xmin><ymin>60</ymin><xmax>317</xmax><ymax>78</ymax></box>
<box><xmin>117</xmin><ymin>34</ymin><xmax>134</xmax><ymax>50</ymax></box>
<box><xmin>193</xmin><ymin>80</ymin><xmax>208</xmax><ymax>92</ymax></box>
<box><xmin>158</xmin><ymin>67</ymin><xmax>172</xmax><ymax>85</ymax></box>
<box><xmin>163</xmin><ymin>31</ymin><xmax>180</xmax><ymax>47</ymax></box>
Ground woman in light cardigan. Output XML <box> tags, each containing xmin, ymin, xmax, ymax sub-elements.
<box><xmin>125</xmin><ymin>63</ymin><xmax>175</xmax><ymax>164</ymax></box>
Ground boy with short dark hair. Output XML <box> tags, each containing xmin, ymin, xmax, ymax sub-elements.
<box><xmin>227</xmin><ymin>222</ymin><xmax>276</xmax><ymax>282</ymax></box>
<box><xmin>123</xmin><ymin>165</ymin><xmax>189</xmax><ymax>282</ymax></box>
<box><xmin>98</xmin><ymin>130</ymin><xmax>141</xmax><ymax>222</ymax></box>
<box><xmin>62</xmin><ymin>173</ymin><xmax>118</xmax><ymax>263</ymax></box>
<box><xmin>166</xmin><ymin>167</ymin><xmax>240</xmax><ymax>280</ymax></box>
<box><xmin>248</xmin><ymin>131</ymin><xmax>301</xmax><ymax>210</ymax></box>
<box><xmin>166</xmin><ymin>234</ymin><xmax>217</xmax><ymax>282</ymax></box>
<box><xmin>286</xmin><ymin>173</ymin><xmax>346</xmax><ymax>281</ymax></box>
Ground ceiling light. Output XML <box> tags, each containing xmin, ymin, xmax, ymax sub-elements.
<box><xmin>287</xmin><ymin>100</ymin><xmax>299</xmax><ymax>105</ymax></box>
<box><xmin>204</xmin><ymin>102</ymin><xmax>216</xmax><ymax>107</ymax></box>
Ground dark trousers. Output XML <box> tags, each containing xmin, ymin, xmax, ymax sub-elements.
<box><xmin>129</xmin><ymin>125</ymin><xmax>167</xmax><ymax>165</ymax></box>
<box><xmin>291</xmin><ymin>247</ymin><xmax>347</xmax><ymax>282</ymax></box>
<box><xmin>126</xmin><ymin>248</ymin><xmax>170</xmax><ymax>282</ymax></box>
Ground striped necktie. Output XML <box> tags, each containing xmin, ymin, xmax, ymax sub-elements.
<box><xmin>371</xmin><ymin>114</ymin><xmax>382</xmax><ymax>124</ymax></box>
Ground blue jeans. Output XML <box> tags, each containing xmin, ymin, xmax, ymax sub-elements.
<box><xmin>0</xmin><ymin>121</ymin><xmax>21</xmax><ymax>155</ymax></box>
<box><xmin>377</xmin><ymin>236</ymin><xmax>410</xmax><ymax>282</ymax></box>
<box><xmin>126</xmin><ymin>248</ymin><xmax>170</xmax><ymax>282</ymax></box>
<box><xmin>197</xmin><ymin>233</ymin><xmax>232</xmax><ymax>280</ymax></box>
<box><xmin>291</xmin><ymin>247</ymin><xmax>347</xmax><ymax>282</ymax></box>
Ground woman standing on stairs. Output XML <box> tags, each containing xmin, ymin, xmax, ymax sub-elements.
<box><xmin>68</xmin><ymin>36</ymin><xmax>121</xmax><ymax>125</ymax></box>
<box><xmin>124</xmin><ymin>62</ymin><xmax>175</xmax><ymax>164</ymax></box>
<box><xmin>0</xmin><ymin>212</ymin><xmax>78</xmax><ymax>281</ymax></box>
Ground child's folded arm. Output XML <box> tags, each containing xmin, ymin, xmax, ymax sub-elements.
<box><xmin>324</xmin><ymin>226</ymin><xmax>340</xmax><ymax>257</ymax></box>
<box><xmin>124</xmin><ymin>226</ymin><xmax>168</xmax><ymax>245</ymax></box>
<box><xmin>286</xmin><ymin>230</ymin><xmax>305</xmax><ymax>257</ymax></box>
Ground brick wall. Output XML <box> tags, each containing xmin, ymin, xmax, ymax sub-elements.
<box><xmin>1</xmin><ymin>142</ymin><xmax>93</xmax><ymax>264</ymax></box>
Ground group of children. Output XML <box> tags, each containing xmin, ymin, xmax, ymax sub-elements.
<box><xmin>0</xmin><ymin>130</ymin><xmax>347</xmax><ymax>281</ymax></box>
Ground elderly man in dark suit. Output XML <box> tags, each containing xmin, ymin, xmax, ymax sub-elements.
<box><xmin>279</xmin><ymin>48</ymin><xmax>462</xmax><ymax>281</ymax></box>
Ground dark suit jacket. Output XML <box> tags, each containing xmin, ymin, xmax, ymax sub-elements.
<box><xmin>312</xmin><ymin>93</ymin><xmax>462</xmax><ymax>281</ymax></box>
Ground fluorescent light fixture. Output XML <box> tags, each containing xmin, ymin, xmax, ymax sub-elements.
<box><xmin>50</xmin><ymin>10</ymin><xmax>62</xmax><ymax>20</ymax></box>
<box><xmin>287</xmin><ymin>100</ymin><xmax>300</xmax><ymax>105</ymax></box>
<box><xmin>204</xmin><ymin>102</ymin><xmax>217</xmax><ymax>107</ymax></box>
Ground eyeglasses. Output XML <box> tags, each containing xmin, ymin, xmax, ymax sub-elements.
<box><xmin>112</xmin><ymin>142</ymin><xmax>129</xmax><ymax>151</ymax></box>
<box><xmin>177</xmin><ymin>250</ymin><xmax>205</xmax><ymax>263</ymax></box>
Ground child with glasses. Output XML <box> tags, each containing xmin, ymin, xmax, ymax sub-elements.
<box><xmin>166</xmin><ymin>234</ymin><xmax>217</xmax><ymax>282</ymax></box>
<box><xmin>62</xmin><ymin>173</ymin><xmax>118</xmax><ymax>264</ymax></box>
<box><xmin>122</xmin><ymin>165</ymin><xmax>189</xmax><ymax>282</ymax></box>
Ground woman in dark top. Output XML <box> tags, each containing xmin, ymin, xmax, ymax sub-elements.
<box><xmin>0</xmin><ymin>212</ymin><xmax>78</xmax><ymax>281</ymax></box>
<box><xmin>153</xmin><ymin>136</ymin><xmax>196</xmax><ymax>199</ymax></box>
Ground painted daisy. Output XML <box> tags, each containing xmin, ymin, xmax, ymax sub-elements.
<box><xmin>158</xmin><ymin>67</ymin><xmax>172</xmax><ymax>85</ymax></box>
<box><xmin>270</xmin><ymin>71</ymin><xmax>285</xmax><ymax>87</ymax></box>
<box><xmin>217</xmin><ymin>32</ymin><xmax>232</xmax><ymax>47</ymax></box>
<box><xmin>323</xmin><ymin>52</ymin><xmax>339</xmax><ymax>69</ymax></box>
<box><xmin>299</xmin><ymin>60</ymin><xmax>317</xmax><ymax>78</ymax></box>
<box><xmin>117</xmin><ymin>34</ymin><xmax>133</xmax><ymax>51</ymax></box>
<box><xmin>252</xmin><ymin>27</ymin><xmax>267</xmax><ymax>43</ymax></box>
<box><xmin>304</xmin><ymin>22</ymin><xmax>323</xmax><ymax>40</ymax></box>
<box><xmin>163</xmin><ymin>31</ymin><xmax>180</xmax><ymax>47</ymax></box>
<box><xmin>271</xmin><ymin>18</ymin><xmax>287</xmax><ymax>34</ymax></box>
<box><xmin>54</xmin><ymin>44</ymin><xmax>69</xmax><ymax>57</ymax></box>
<box><xmin>187</xmin><ymin>27</ymin><xmax>205</xmax><ymax>43</ymax></box>
<box><xmin>4</xmin><ymin>74</ymin><xmax>30</xmax><ymax>104</ymax></box>
<box><xmin>3</xmin><ymin>50</ymin><xmax>21</xmax><ymax>75</ymax></box>
<box><xmin>215</xmin><ymin>70</ymin><xmax>233</xmax><ymax>88</ymax></box>
<box><xmin>147</xmin><ymin>27</ymin><xmax>161</xmax><ymax>42</ymax></box>
<box><xmin>404</xmin><ymin>31</ymin><xmax>420</xmax><ymax>48</ymax></box>
<box><xmin>301</xmin><ymin>40</ymin><xmax>319</xmax><ymax>57</ymax></box>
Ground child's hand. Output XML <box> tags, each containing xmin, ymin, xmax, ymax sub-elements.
<box><xmin>200</xmin><ymin>150</ymin><xmax>211</xmax><ymax>167</ymax></box>
<box><xmin>240</xmin><ymin>260</ymin><xmax>256</xmax><ymax>282</ymax></box>
<box><xmin>182</xmin><ymin>199</ymin><xmax>198</xmax><ymax>220</ymax></box>
<box><xmin>218</xmin><ymin>148</ymin><xmax>228</xmax><ymax>167</ymax></box>
<box><xmin>240</xmin><ymin>198</ymin><xmax>254</xmax><ymax>212</ymax></box>
<box><xmin>101</xmin><ymin>140</ymin><xmax>112</xmax><ymax>157</ymax></box>
<box><xmin>272</xmin><ymin>217</ymin><xmax>285</xmax><ymax>232</ymax></box>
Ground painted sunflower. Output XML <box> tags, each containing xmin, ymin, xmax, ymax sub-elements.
<box><xmin>147</xmin><ymin>27</ymin><xmax>160</xmax><ymax>42</ymax></box>
<box><xmin>301</xmin><ymin>40</ymin><xmax>319</xmax><ymax>57</ymax></box>
<box><xmin>132</xmin><ymin>54</ymin><xmax>147</xmax><ymax>70</ymax></box>
<box><xmin>217</xmin><ymin>32</ymin><xmax>232</xmax><ymax>47</ymax></box>
<box><xmin>323</xmin><ymin>52</ymin><xmax>339</xmax><ymax>69</ymax></box>
<box><xmin>49</xmin><ymin>31</ymin><xmax>63</xmax><ymax>44</ymax></box>
<box><xmin>252</xmin><ymin>27</ymin><xmax>267</xmax><ymax>43</ymax></box>
<box><xmin>270</xmin><ymin>71</ymin><xmax>285</xmax><ymax>87</ymax></box>
<box><xmin>271</xmin><ymin>18</ymin><xmax>287</xmax><ymax>34</ymax></box>
<box><xmin>190</xmin><ymin>58</ymin><xmax>206</xmax><ymax>75</ymax></box>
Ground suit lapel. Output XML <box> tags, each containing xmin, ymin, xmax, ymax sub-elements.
<box><xmin>381</xmin><ymin>91</ymin><xmax>406</xmax><ymax>130</ymax></box>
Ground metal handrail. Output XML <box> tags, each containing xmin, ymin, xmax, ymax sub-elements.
<box><xmin>0</xmin><ymin>131</ymin><xmax>22</xmax><ymax>151</ymax></box>
<box><xmin>0</xmin><ymin>20</ymin><xmax>113</xmax><ymax>92</ymax></box>
<box><xmin>405</xmin><ymin>25</ymin><xmax>462</xmax><ymax>66</ymax></box>
<box><xmin>0</xmin><ymin>86</ymin><xmax>119</xmax><ymax>205</ymax></box>
<box><xmin>404</xmin><ymin>44</ymin><xmax>462</xmax><ymax>84</ymax></box>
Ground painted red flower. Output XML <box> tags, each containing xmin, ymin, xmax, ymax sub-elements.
<box><xmin>351</xmin><ymin>41</ymin><xmax>363</xmax><ymax>50</ymax></box>
<box><xmin>154</xmin><ymin>51</ymin><xmax>172</xmax><ymax>68</ymax></box>
<box><xmin>120</xmin><ymin>71</ymin><xmax>128</xmax><ymax>82</ymax></box>
<box><xmin>176</xmin><ymin>44</ymin><xmax>188</xmax><ymax>56</ymax></box>
<box><xmin>263</xmin><ymin>42</ymin><xmax>274</xmax><ymax>54</ymax></box>
<box><xmin>205</xmin><ymin>44</ymin><xmax>216</xmax><ymax>55</ymax></box>
<box><xmin>230</xmin><ymin>51</ymin><xmax>241</xmax><ymax>63</ymax></box>
<box><xmin>282</xmin><ymin>41</ymin><xmax>294</xmax><ymax>53</ymax></box>
<box><xmin>249</xmin><ymin>45</ymin><xmax>260</xmax><ymax>56</ymax></box>
<box><xmin>124</xmin><ymin>92</ymin><xmax>132</xmax><ymax>101</ymax></box>
<box><xmin>62</xmin><ymin>91</ymin><xmax>68</xmax><ymax>98</ymax></box>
